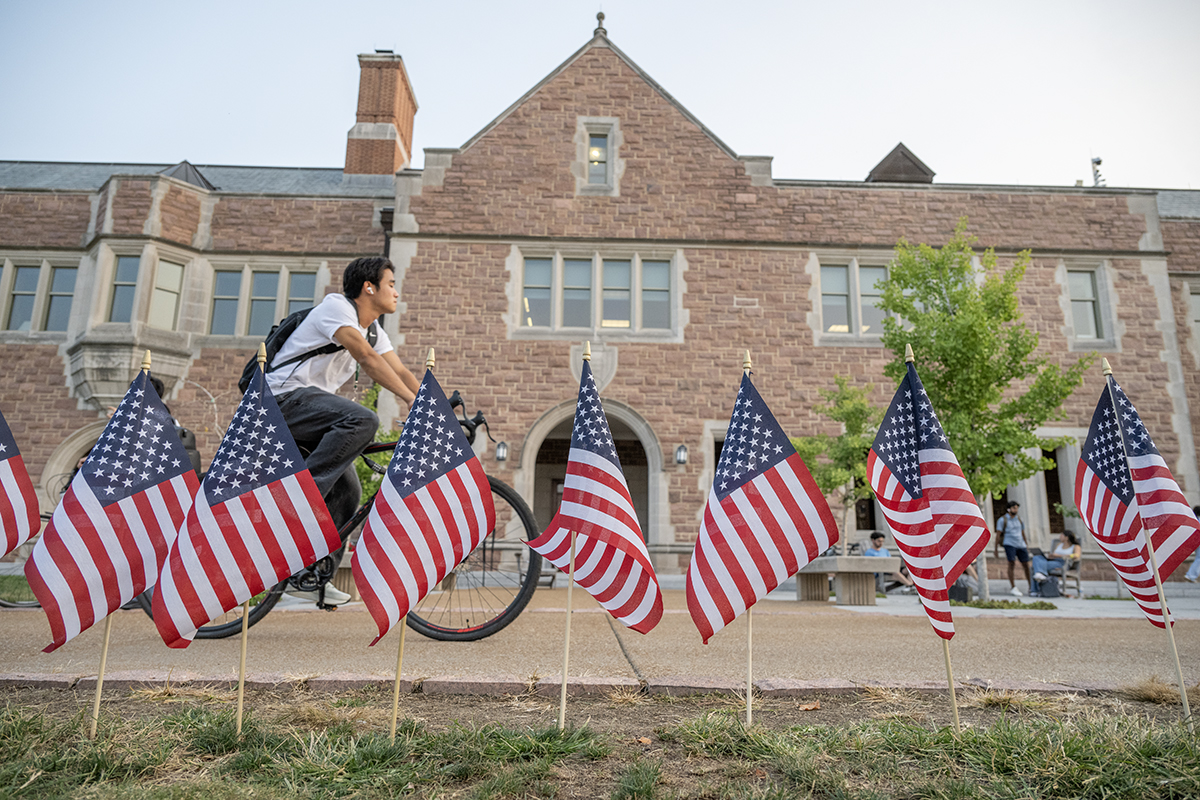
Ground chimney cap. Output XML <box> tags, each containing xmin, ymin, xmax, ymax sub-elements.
<box><xmin>375</xmin><ymin>48</ymin><xmax>393</xmax><ymax>54</ymax></box>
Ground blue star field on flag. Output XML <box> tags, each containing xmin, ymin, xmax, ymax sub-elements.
<box><xmin>203</xmin><ymin>370</ymin><xmax>306</xmax><ymax>505</ymax></box>
<box><xmin>571</xmin><ymin>361</ymin><xmax>622</xmax><ymax>469</ymax></box>
<box><xmin>871</xmin><ymin>363</ymin><xmax>949</xmax><ymax>499</ymax></box>
<box><xmin>386</xmin><ymin>371</ymin><xmax>472</xmax><ymax>496</ymax></box>
<box><xmin>0</xmin><ymin>411</ymin><xmax>19</xmax><ymax>461</ymax></box>
<box><xmin>713</xmin><ymin>374</ymin><xmax>792</xmax><ymax>500</ymax></box>
<box><xmin>1080</xmin><ymin>381</ymin><xmax>1152</xmax><ymax>507</ymax></box>
<box><xmin>83</xmin><ymin>372</ymin><xmax>193</xmax><ymax>505</ymax></box>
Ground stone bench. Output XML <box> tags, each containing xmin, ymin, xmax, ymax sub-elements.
<box><xmin>797</xmin><ymin>555</ymin><xmax>901</xmax><ymax>606</ymax></box>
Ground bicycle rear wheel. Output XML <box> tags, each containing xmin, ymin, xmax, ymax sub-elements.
<box><xmin>137</xmin><ymin>581</ymin><xmax>285</xmax><ymax>639</ymax></box>
<box><xmin>406</xmin><ymin>476</ymin><xmax>541</xmax><ymax>641</ymax></box>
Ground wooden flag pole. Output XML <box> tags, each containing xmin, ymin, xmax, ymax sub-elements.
<box><xmin>389</xmin><ymin>624</ymin><xmax>408</xmax><ymax>742</ymax></box>
<box><xmin>389</xmin><ymin>347</ymin><xmax>437</xmax><ymax>740</ymax></box>
<box><xmin>235</xmin><ymin>600</ymin><xmax>250</xmax><ymax>734</ymax></box>
<box><xmin>746</xmin><ymin>609</ymin><xmax>754</xmax><ymax>726</ymax></box>
<box><xmin>1103</xmin><ymin>359</ymin><xmax>1194</xmax><ymax>733</ymax></box>
<box><xmin>743</xmin><ymin>350</ymin><xmax>754</xmax><ymax>726</ymax></box>
<box><xmin>88</xmin><ymin>614</ymin><xmax>113</xmax><ymax>739</ymax></box>
<box><xmin>908</xmin><ymin>345</ymin><xmax>962</xmax><ymax>734</ymax></box>
<box><xmin>90</xmin><ymin>348</ymin><xmax>154</xmax><ymax>738</ymax></box>
<box><xmin>558</xmin><ymin>531</ymin><xmax>577</xmax><ymax>730</ymax></box>
<box><xmin>233</xmin><ymin>344</ymin><xmax>270</xmax><ymax>736</ymax></box>
<box><xmin>942</xmin><ymin>639</ymin><xmax>961</xmax><ymax>734</ymax></box>
<box><xmin>557</xmin><ymin>342</ymin><xmax>589</xmax><ymax>731</ymax></box>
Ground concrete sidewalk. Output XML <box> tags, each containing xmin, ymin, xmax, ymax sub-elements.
<box><xmin>2</xmin><ymin>583</ymin><xmax>1197</xmax><ymax>695</ymax></box>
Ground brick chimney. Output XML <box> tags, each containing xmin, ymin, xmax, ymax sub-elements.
<box><xmin>344</xmin><ymin>52</ymin><xmax>418</xmax><ymax>175</ymax></box>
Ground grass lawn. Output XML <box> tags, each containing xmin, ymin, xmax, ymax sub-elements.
<box><xmin>1</xmin><ymin>683</ymin><xmax>1196</xmax><ymax>799</ymax></box>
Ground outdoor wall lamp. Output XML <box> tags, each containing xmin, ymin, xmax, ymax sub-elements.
<box><xmin>675</xmin><ymin>444</ymin><xmax>689</xmax><ymax>465</ymax></box>
<box><xmin>495</xmin><ymin>441</ymin><xmax>509</xmax><ymax>462</ymax></box>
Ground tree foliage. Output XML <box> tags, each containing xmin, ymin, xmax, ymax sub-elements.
<box><xmin>877</xmin><ymin>219</ymin><xmax>1092</xmax><ymax>499</ymax></box>
<box><xmin>791</xmin><ymin>375</ymin><xmax>883</xmax><ymax>511</ymax></box>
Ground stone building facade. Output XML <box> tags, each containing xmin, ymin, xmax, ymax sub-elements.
<box><xmin>2</xmin><ymin>32</ymin><xmax>1199</xmax><ymax>579</ymax></box>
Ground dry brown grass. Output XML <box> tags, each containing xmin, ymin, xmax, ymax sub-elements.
<box><xmin>608</xmin><ymin>686</ymin><xmax>650</xmax><ymax>706</ymax></box>
<box><xmin>961</xmin><ymin>689</ymin><xmax>1076</xmax><ymax>716</ymax></box>
<box><xmin>273</xmin><ymin>701</ymin><xmax>390</xmax><ymax>731</ymax></box>
<box><xmin>130</xmin><ymin>684</ymin><xmax>237</xmax><ymax>704</ymax></box>
<box><xmin>1119</xmin><ymin>676</ymin><xmax>1200</xmax><ymax>706</ymax></box>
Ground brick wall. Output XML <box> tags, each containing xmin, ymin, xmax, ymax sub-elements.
<box><xmin>0</xmin><ymin>344</ymin><xmax>102</xmax><ymax>481</ymax></box>
<box><xmin>399</xmin><ymin>43</ymin><xmax>1190</xmax><ymax>546</ymax></box>
<box><xmin>110</xmin><ymin>180</ymin><xmax>153</xmax><ymax>235</ymax></box>
<box><xmin>0</xmin><ymin>192</ymin><xmax>92</xmax><ymax>248</ymax></box>
<box><xmin>410</xmin><ymin>47</ymin><xmax>1149</xmax><ymax>253</ymax></box>
<box><xmin>345</xmin><ymin>139</ymin><xmax>403</xmax><ymax>176</ymax></box>
<box><xmin>209</xmin><ymin>197</ymin><xmax>380</xmax><ymax>253</ymax></box>
<box><xmin>160</xmin><ymin>184</ymin><xmax>202</xmax><ymax>246</ymax></box>
<box><xmin>1163</xmin><ymin>218</ymin><xmax>1200</xmax><ymax>273</ymax></box>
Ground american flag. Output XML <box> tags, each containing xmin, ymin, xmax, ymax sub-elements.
<box><xmin>151</xmin><ymin>368</ymin><xmax>341</xmax><ymax>648</ymax></box>
<box><xmin>1075</xmin><ymin>379</ymin><xmax>1200</xmax><ymax>628</ymax></box>
<box><xmin>527</xmin><ymin>361</ymin><xmax>663</xmax><ymax>634</ymax></box>
<box><xmin>25</xmin><ymin>371</ymin><xmax>198</xmax><ymax>652</ymax></box>
<box><xmin>351</xmin><ymin>369</ymin><xmax>495</xmax><ymax>645</ymax></box>
<box><xmin>868</xmin><ymin>362</ymin><xmax>990</xmax><ymax>640</ymax></box>
<box><xmin>0</xmin><ymin>407</ymin><xmax>40</xmax><ymax>558</ymax></box>
<box><xmin>686</xmin><ymin>373</ymin><xmax>838</xmax><ymax>644</ymax></box>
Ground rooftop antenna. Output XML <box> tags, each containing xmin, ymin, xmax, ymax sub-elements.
<box><xmin>1091</xmin><ymin>157</ymin><xmax>1106</xmax><ymax>188</ymax></box>
<box><xmin>594</xmin><ymin>11</ymin><xmax>606</xmax><ymax>36</ymax></box>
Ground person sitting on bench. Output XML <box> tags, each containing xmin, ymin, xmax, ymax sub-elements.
<box><xmin>864</xmin><ymin>532</ymin><xmax>914</xmax><ymax>594</ymax></box>
<box><xmin>1031</xmin><ymin>531</ymin><xmax>1081</xmax><ymax>595</ymax></box>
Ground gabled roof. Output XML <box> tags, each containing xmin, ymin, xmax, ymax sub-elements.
<box><xmin>458</xmin><ymin>31</ymin><xmax>739</xmax><ymax>160</ymax></box>
<box><xmin>158</xmin><ymin>160</ymin><xmax>216</xmax><ymax>190</ymax></box>
<box><xmin>866</xmin><ymin>142</ymin><xmax>935</xmax><ymax>183</ymax></box>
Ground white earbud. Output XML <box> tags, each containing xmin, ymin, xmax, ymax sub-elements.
<box><xmin>367</xmin><ymin>287</ymin><xmax>374</xmax><ymax>294</ymax></box>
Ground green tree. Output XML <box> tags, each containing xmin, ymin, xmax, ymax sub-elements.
<box><xmin>791</xmin><ymin>376</ymin><xmax>883</xmax><ymax>550</ymax></box>
<box><xmin>877</xmin><ymin>218</ymin><xmax>1092</xmax><ymax>502</ymax></box>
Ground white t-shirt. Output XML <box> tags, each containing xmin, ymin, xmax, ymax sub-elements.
<box><xmin>265</xmin><ymin>293</ymin><xmax>393</xmax><ymax>396</ymax></box>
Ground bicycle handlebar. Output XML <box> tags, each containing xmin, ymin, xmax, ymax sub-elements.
<box><xmin>359</xmin><ymin>389</ymin><xmax>494</xmax><ymax>473</ymax></box>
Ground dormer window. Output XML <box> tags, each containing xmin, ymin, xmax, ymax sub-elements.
<box><xmin>588</xmin><ymin>134</ymin><xmax>609</xmax><ymax>184</ymax></box>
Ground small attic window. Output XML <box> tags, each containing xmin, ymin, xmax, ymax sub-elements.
<box><xmin>575</xmin><ymin>117</ymin><xmax>623</xmax><ymax>196</ymax></box>
<box><xmin>588</xmin><ymin>135</ymin><xmax>609</xmax><ymax>184</ymax></box>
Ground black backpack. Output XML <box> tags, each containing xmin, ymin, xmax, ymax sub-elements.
<box><xmin>238</xmin><ymin>306</ymin><xmax>377</xmax><ymax>393</ymax></box>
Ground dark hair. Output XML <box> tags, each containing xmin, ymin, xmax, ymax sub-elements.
<box><xmin>1007</xmin><ymin>501</ymin><xmax>1020</xmax><ymax>510</ymax></box>
<box><xmin>148</xmin><ymin>375</ymin><xmax>165</xmax><ymax>398</ymax></box>
<box><xmin>870</xmin><ymin>532</ymin><xmax>885</xmax><ymax>540</ymax></box>
<box><xmin>1063</xmin><ymin>531</ymin><xmax>1079</xmax><ymax>546</ymax></box>
<box><xmin>342</xmin><ymin>256</ymin><xmax>394</xmax><ymax>299</ymax></box>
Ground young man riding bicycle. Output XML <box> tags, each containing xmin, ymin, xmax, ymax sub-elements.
<box><xmin>266</xmin><ymin>256</ymin><xmax>421</xmax><ymax>605</ymax></box>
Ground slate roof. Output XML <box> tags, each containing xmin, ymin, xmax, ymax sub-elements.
<box><xmin>866</xmin><ymin>143</ymin><xmax>935</xmax><ymax>183</ymax></box>
<box><xmin>1158</xmin><ymin>191</ymin><xmax>1200</xmax><ymax>219</ymax></box>
<box><xmin>0</xmin><ymin>161</ymin><xmax>395</xmax><ymax>198</ymax></box>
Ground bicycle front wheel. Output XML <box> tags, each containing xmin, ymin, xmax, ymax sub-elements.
<box><xmin>406</xmin><ymin>476</ymin><xmax>541</xmax><ymax>641</ymax></box>
<box><xmin>137</xmin><ymin>581</ymin><xmax>286</xmax><ymax>639</ymax></box>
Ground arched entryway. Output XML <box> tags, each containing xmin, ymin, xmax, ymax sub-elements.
<box><xmin>513</xmin><ymin>399</ymin><xmax>675</xmax><ymax>559</ymax></box>
<box><xmin>531</xmin><ymin>417</ymin><xmax>649</xmax><ymax>537</ymax></box>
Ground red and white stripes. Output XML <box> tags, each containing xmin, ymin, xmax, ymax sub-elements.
<box><xmin>352</xmin><ymin>458</ymin><xmax>494</xmax><ymax>645</ymax></box>
<box><xmin>686</xmin><ymin>452</ymin><xmax>837</xmax><ymax>644</ymax></box>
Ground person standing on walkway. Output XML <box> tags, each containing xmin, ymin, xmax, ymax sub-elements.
<box><xmin>994</xmin><ymin>501</ymin><xmax>1031</xmax><ymax>596</ymax></box>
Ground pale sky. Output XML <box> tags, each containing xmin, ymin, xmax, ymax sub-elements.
<box><xmin>2</xmin><ymin>0</ymin><xmax>1197</xmax><ymax>189</ymax></box>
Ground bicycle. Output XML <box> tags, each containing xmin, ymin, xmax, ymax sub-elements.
<box><xmin>136</xmin><ymin>391</ymin><xmax>543</xmax><ymax>641</ymax></box>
